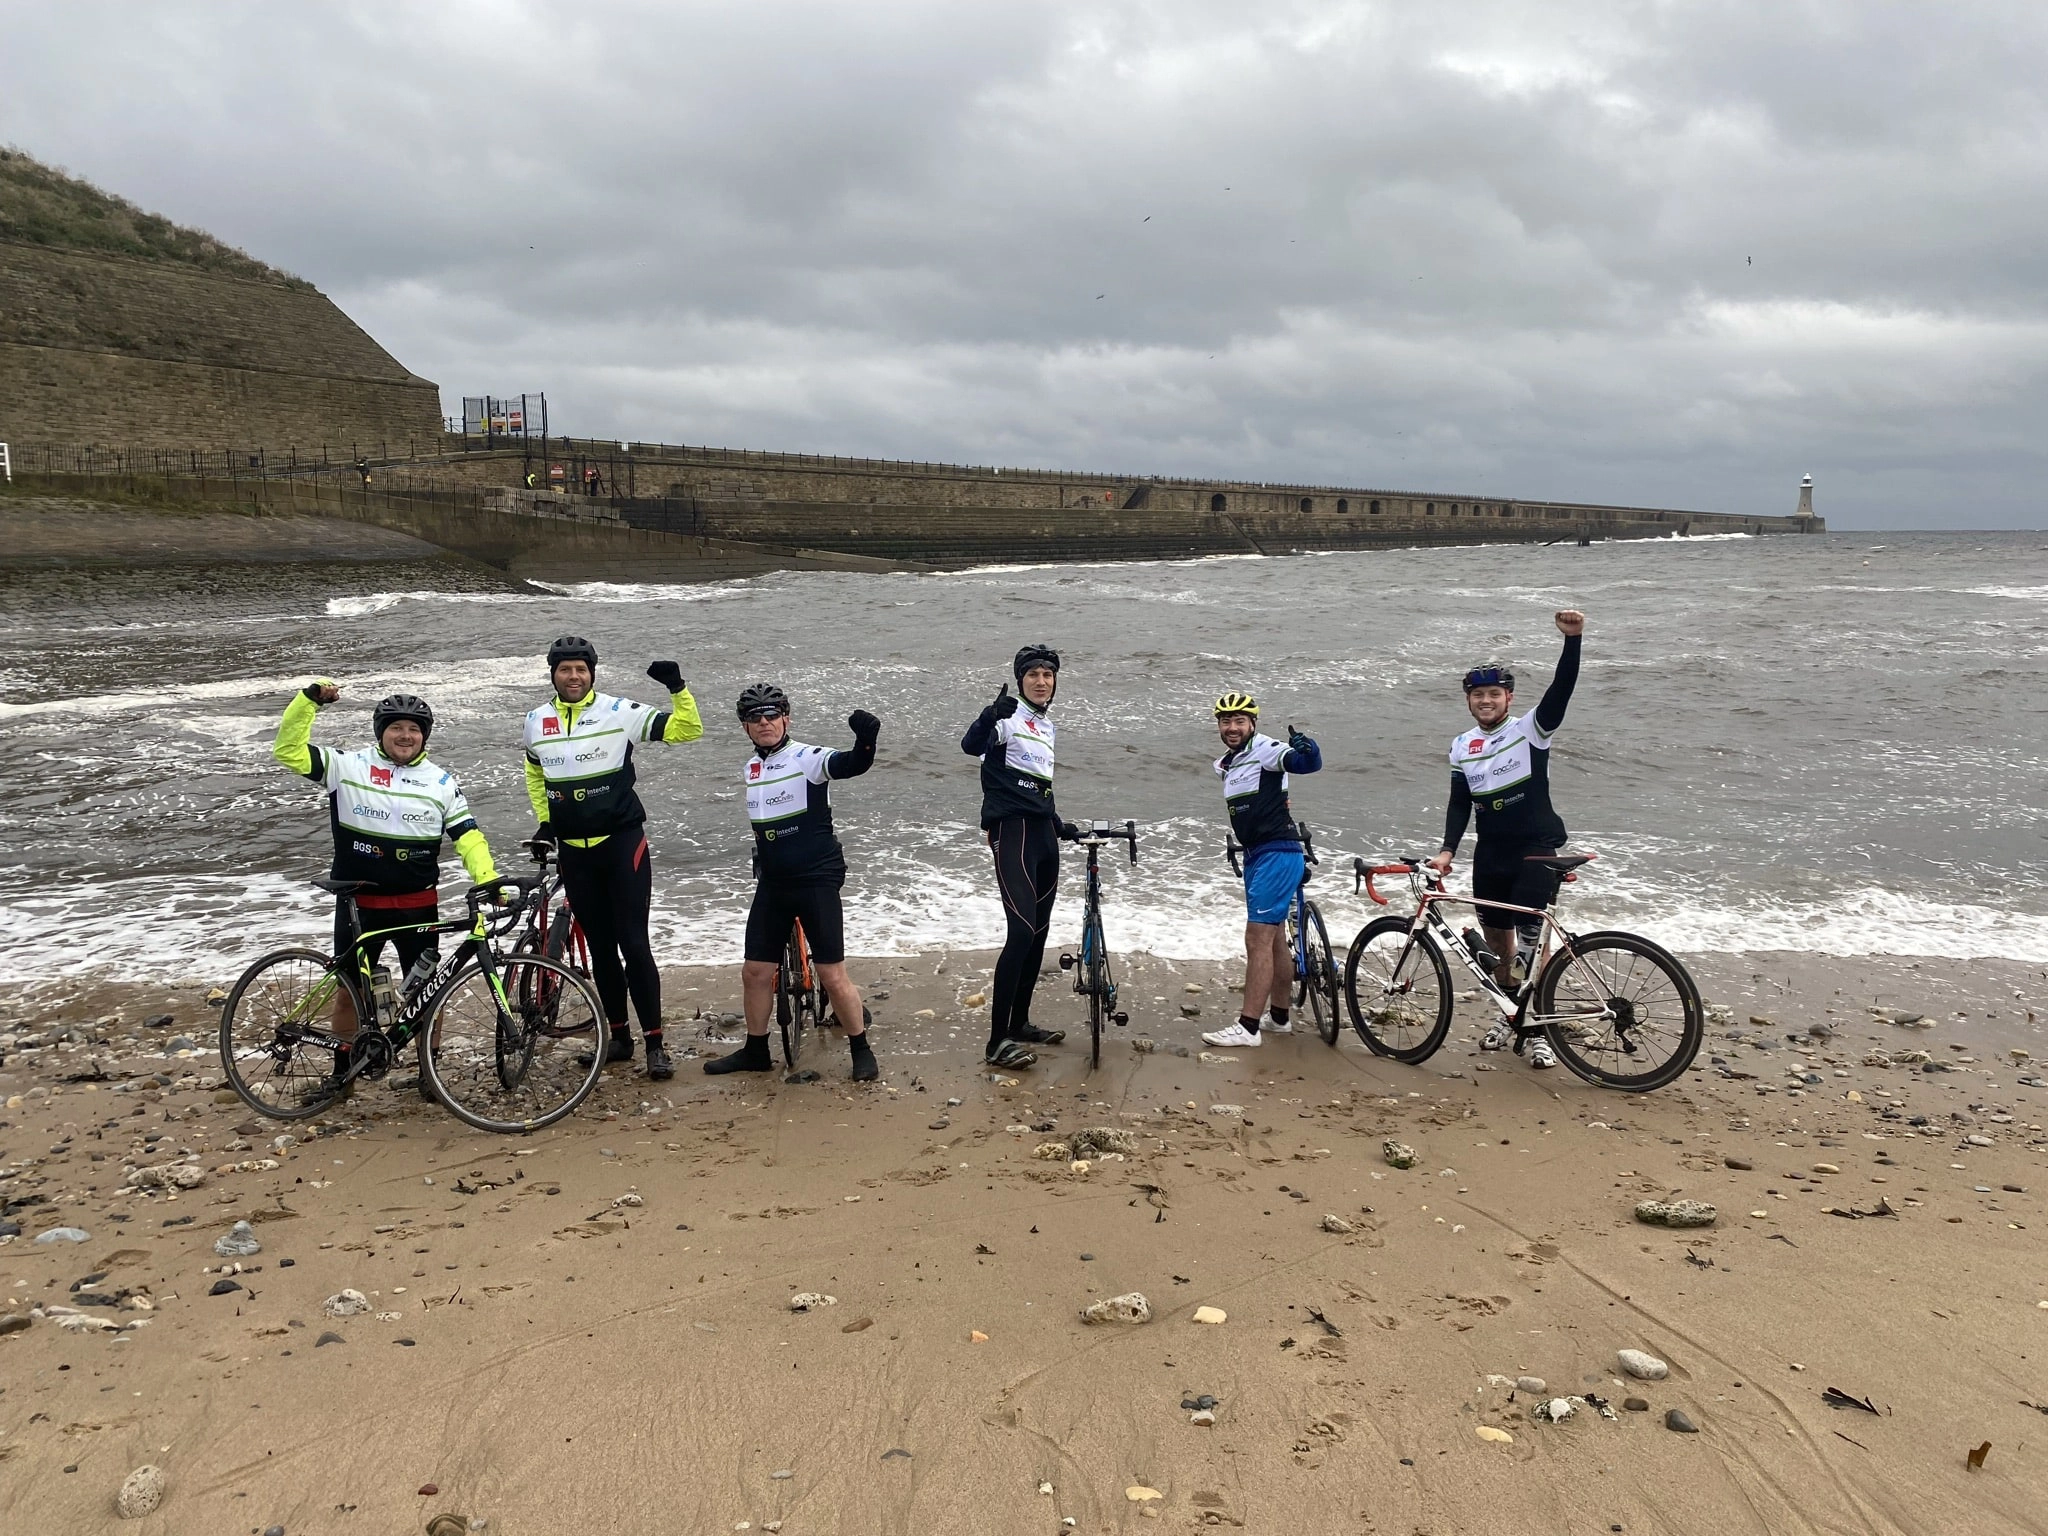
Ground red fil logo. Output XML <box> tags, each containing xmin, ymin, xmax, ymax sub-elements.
<box><xmin>541</xmin><ymin>718</ymin><xmax>561</xmax><ymax>736</ymax></box>
<box><xmin>370</xmin><ymin>765</ymin><xmax>393</xmax><ymax>786</ymax></box>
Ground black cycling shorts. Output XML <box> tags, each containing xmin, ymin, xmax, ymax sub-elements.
<box><xmin>1470</xmin><ymin>845</ymin><xmax>1564</xmax><ymax>931</ymax></box>
<box><xmin>337</xmin><ymin>895</ymin><xmax>437</xmax><ymax>977</ymax></box>
<box><xmin>743</xmin><ymin>878</ymin><xmax>846</xmax><ymax>965</ymax></box>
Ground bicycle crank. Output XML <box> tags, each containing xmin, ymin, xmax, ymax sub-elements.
<box><xmin>350</xmin><ymin>1032</ymin><xmax>397</xmax><ymax>1079</ymax></box>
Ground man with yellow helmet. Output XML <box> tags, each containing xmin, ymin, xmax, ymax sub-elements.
<box><xmin>1203</xmin><ymin>691</ymin><xmax>1320</xmax><ymax>1049</ymax></box>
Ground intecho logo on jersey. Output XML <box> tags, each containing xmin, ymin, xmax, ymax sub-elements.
<box><xmin>370</xmin><ymin>765</ymin><xmax>393</xmax><ymax>786</ymax></box>
<box><xmin>541</xmin><ymin>718</ymin><xmax>561</xmax><ymax>736</ymax></box>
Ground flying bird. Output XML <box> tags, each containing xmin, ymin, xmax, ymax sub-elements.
<box><xmin>1142</xmin><ymin>216</ymin><xmax>1150</xmax><ymax>222</ymax></box>
<box><xmin>1096</xmin><ymin>293</ymin><xmax>1105</xmax><ymax>299</ymax></box>
<box><xmin>1747</xmin><ymin>256</ymin><xmax>1752</xmax><ymax>264</ymax></box>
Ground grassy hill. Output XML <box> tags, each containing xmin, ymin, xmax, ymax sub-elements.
<box><xmin>0</xmin><ymin>146</ymin><xmax>309</xmax><ymax>289</ymax></box>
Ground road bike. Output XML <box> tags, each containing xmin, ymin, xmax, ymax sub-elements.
<box><xmin>775</xmin><ymin>919</ymin><xmax>829</xmax><ymax>1069</ymax></box>
<box><xmin>1342</xmin><ymin>853</ymin><xmax>1703</xmax><ymax>1091</ymax></box>
<box><xmin>1226</xmin><ymin>821</ymin><xmax>1340</xmax><ymax>1042</ymax></box>
<box><xmin>218</xmin><ymin>876</ymin><xmax>609</xmax><ymax>1133</ymax></box>
<box><xmin>1057</xmin><ymin>819</ymin><xmax>1138</xmax><ymax>1068</ymax></box>
<box><xmin>511</xmin><ymin>838</ymin><xmax>591</xmax><ymax>1012</ymax></box>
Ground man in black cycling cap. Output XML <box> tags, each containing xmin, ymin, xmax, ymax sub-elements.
<box><xmin>522</xmin><ymin>636</ymin><xmax>702</xmax><ymax>1081</ymax></box>
<box><xmin>274</xmin><ymin>680</ymin><xmax>500</xmax><ymax>1092</ymax></box>
<box><xmin>702</xmin><ymin>683</ymin><xmax>883</xmax><ymax>1082</ymax></box>
<box><xmin>960</xmin><ymin>644</ymin><xmax>1081</xmax><ymax>1069</ymax></box>
<box><xmin>1428</xmin><ymin>608</ymin><xmax>1586</xmax><ymax>1068</ymax></box>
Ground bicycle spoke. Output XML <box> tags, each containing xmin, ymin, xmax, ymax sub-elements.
<box><xmin>1537</xmin><ymin>933</ymin><xmax>1702</xmax><ymax>1091</ymax></box>
<box><xmin>219</xmin><ymin>949</ymin><xmax>351</xmax><ymax>1119</ymax></box>
<box><xmin>424</xmin><ymin>956</ymin><xmax>607</xmax><ymax>1133</ymax></box>
<box><xmin>1343</xmin><ymin>917</ymin><xmax>1453</xmax><ymax>1063</ymax></box>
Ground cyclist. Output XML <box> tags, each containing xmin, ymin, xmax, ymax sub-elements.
<box><xmin>1427</xmin><ymin>608</ymin><xmax>1585</xmax><ymax>1068</ymax></box>
<box><xmin>523</xmin><ymin>637</ymin><xmax>702</xmax><ymax>1082</ymax></box>
<box><xmin>273</xmin><ymin>681</ymin><xmax>499</xmax><ymax>1091</ymax></box>
<box><xmin>702</xmin><ymin>684</ymin><xmax>882</xmax><ymax>1082</ymax></box>
<box><xmin>1199</xmin><ymin>693</ymin><xmax>1322</xmax><ymax>1049</ymax></box>
<box><xmin>960</xmin><ymin>644</ymin><xmax>1081</xmax><ymax>1069</ymax></box>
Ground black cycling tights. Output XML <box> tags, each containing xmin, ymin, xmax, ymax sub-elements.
<box><xmin>989</xmin><ymin>816</ymin><xmax>1060</xmax><ymax>1043</ymax></box>
<box><xmin>559</xmin><ymin>833</ymin><xmax>662</xmax><ymax>1037</ymax></box>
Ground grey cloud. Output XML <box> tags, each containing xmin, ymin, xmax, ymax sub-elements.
<box><xmin>6</xmin><ymin>0</ymin><xmax>2045</xmax><ymax>525</ymax></box>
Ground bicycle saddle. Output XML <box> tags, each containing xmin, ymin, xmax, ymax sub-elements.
<box><xmin>1523</xmin><ymin>853</ymin><xmax>1595</xmax><ymax>872</ymax></box>
<box><xmin>310</xmin><ymin>878</ymin><xmax>374</xmax><ymax>895</ymax></box>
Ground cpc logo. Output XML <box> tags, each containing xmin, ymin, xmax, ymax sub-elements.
<box><xmin>573</xmin><ymin>747</ymin><xmax>606</xmax><ymax>761</ymax></box>
<box><xmin>401</xmin><ymin>809</ymin><xmax>435</xmax><ymax>823</ymax></box>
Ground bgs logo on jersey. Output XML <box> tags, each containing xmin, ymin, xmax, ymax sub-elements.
<box><xmin>352</xmin><ymin>840</ymin><xmax>382</xmax><ymax>857</ymax></box>
<box><xmin>371</xmin><ymin>765</ymin><xmax>393</xmax><ymax>786</ymax></box>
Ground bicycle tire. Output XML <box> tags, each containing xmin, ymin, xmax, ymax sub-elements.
<box><xmin>421</xmin><ymin>954</ymin><xmax>608</xmax><ymax>1133</ymax></box>
<box><xmin>219</xmin><ymin>947</ymin><xmax>354</xmax><ymax>1119</ymax></box>
<box><xmin>1343</xmin><ymin>916</ymin><xmax>1454</xmax><ymax>1063</ymax></box>
<box><xmin>1302</xmin><ymin>900</ymin><xmax>1340</xmax><ymax>1045</ymax></box>
<box><xmin>778</xmin><ymin>928</ymin><xmax>807</xmax><ymax>1069</ymax></box>
<box><xmin>1083</xmin><ymin>911</ymin><xmax>1107</xmax><ymax>1069</ymax></box>
<box><xmin>1534</xmin><ymin>931</ymin><xmax>1704</xmax><ymax>1092</ymax></box>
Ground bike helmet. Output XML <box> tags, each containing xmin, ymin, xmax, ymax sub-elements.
<box><xmin>1461</xmin><ymin>660</ymin><xmax>1515</xmax><ymax>693</ymax></box>
<box><xmin>1213</xmin><ymin>691</ymin><xmax>1258</xmax><ymax>718</ymax></box>
<box><xmin>372</xmin><ymin>693</ymin><xmax>434</xmax><ymax>744</ymax></box>
<box><xmin>736</xmin><ymin>682</ymin><xmax>791</xmax><ymax>720</ymax></box>
<box><xmin>1012</xmin><ymin>644</ymin><xmax>1061</xmax><ymax>682</ymax></box>
<box><xmin>547</xmin><ymin>635</ymin><xmax>598</xmax><ymax>670</ymax></box>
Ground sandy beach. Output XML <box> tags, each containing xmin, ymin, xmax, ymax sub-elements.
<box><xmin>1</xmin><ymin>946</ymin><xmax>2043</xmax><ymax>1535</ymax></box>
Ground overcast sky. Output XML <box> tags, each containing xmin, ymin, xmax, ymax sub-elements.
<box><xmin>7</xmin><ymin>1</ymin><xmax>2046</xmax><ymax>528</ymax></box>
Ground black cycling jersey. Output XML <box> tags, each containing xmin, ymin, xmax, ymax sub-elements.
<box><xmin>744</xmin><ymin>733</ymin><xmax>874</xmax><ymax>882</ymax></box>
<box><xmin>961</xmin><ymin>699</ymin><xmax>1059</xmax><ymax>828</ymax></box>
<box><xmin>1441</xmin><ymin>634</ymin><xmax>1580</xmax><ymax>853</ymax></box>
<box><xmin>1214</xmin><ymin>731</ymin><xmax>1322</xmax><ymax>851</ymax></box>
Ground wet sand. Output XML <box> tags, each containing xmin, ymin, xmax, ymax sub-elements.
<box><xmin>2</xmin><ymin>948</ymin><xmax>2044</xmax><ymax>1534</ymax></box>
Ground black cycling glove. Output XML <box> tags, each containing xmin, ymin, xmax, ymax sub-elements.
<box><xmin>986</xmin><ymin>684</ymin><xmax>1018</xmax><ymax>721</ymax></box>
<box><xmin>1058</xmin><ymin>820</ymin><xmax>1083</xmax><ymax>842</ymax></box>
<box><xmin>531</xmin><ymin>822</ymin><xmax>556</xmax><ymax>848</ymax></box>
<box><xmin>646</xmin><ymin>660</ymin><xmax>686</xmax><ymax>693</ymax></box>
<box><xmin>848</xmin><ymin>709</ymin><xmax>881</xmax><ymax>745</ymax></box>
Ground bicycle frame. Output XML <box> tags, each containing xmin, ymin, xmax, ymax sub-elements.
<box><xmin>1357</xmin><ymin>858</ymin><xmax>1588</xmax><ymax>1030</ymax></box>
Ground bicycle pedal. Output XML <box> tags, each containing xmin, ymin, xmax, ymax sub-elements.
<box><xmin>1112</xmin><ymin>1013</ymin><xmax>1128</xmax><ymax>1027</ymax></box>
<box><xmin>1057</xmin><ymin>953</ymin><xmax>1076</xmax><ymax>970</ymax></box>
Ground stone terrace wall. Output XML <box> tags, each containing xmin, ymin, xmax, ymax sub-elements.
<box><xmin>0</xmin><ymin>241</ymin><xmax>443</xmax><ymax>454</ymax></box>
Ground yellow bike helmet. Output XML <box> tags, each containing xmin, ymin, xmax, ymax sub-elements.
<box><xmin>1213</xmin><ymin>691</ymin><xmax>1258</xmax><ymax>718</ymax></box>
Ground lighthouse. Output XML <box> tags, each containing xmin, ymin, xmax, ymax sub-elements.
<box><xmin>1797</xmin><ymin>473</ymin><xmax>1815</xmax><ymax>521</ymax></box>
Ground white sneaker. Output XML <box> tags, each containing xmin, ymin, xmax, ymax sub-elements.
<box><xmin>1479</xmin><ymin>1023</ymin><xmax>1511</xmax><ymax>1052</ymax></box>
<box><xmin>1202</xmin><ymin>1022</ymin><xmax>1263</xmax><ymax>1048</ymax></box>
<box><xmin>1527</xmin><ymin>1038</ymin><xmax>1557</xmax><ymax>1069</ymax></box>
<box><xmin>1264</xmin><ymin>1017</ymin><xmax>1293</xmax><ymax>1035</ymax></box>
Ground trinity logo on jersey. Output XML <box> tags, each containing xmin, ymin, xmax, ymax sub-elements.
<box><xmin>370</xmin><ymin>765</ymin><xmax>393</xmax><ymax>786</ymax></box>
<box><xmin>541</xmin><ymin>718</ymin><xmax>561</xmax><ymax>736</ymax></box>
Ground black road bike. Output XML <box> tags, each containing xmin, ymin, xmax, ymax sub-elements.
<box><xmin>1057</xmin><ymin>819</ymin><xmax>1139</xmax><ymax>1068</ymax></box>
<box><xmin>219</xmin><ymin>877</ymin><xmax>608</xmax><ymax>1133</ymax></box>
<box><xmin>1226</xmin><ymin>821</ymin><xmax>1340</xmax><ymax>1043</ymax></box>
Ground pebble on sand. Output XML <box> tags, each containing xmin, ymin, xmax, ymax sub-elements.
<box><xmin>1191</xmin><ymin>1305</ymin><xmax>1228</xmax><ymax>1325</ymax></box>
<box><xmin>1082</xmin><ymin>1292</ymin><xmax>1151</xmax><ymax>1325</ymax></box>
<box><xmin>1475</xmin><ymin>1427</ymin><xmax>1514</xmax><ymax>1444</ymax></box>
<box><xmin>321</xmin><ymin>1289</ymin><xmax>370</xmax><ymax>1318</ymax></box>
<box><xmin>1125</xmin><ymin>1486</ymin><xmax>1163</xmax><ymax>1502</ymax></box>
<box><xmin>1666</xmin><ymin>1409</ymin><xmax>1699</xmax><ymax>1433</ymax></box>
<box><xmin>1382</xmin><ymin>1140</ymin><xmax>1418</xmax><ymax>1170</ymax></box>
<box><xmin>1623</xmin><ymin>1397</ymin><xmax>1650</xmax><ymax>1412</ymax></box>
<box><xmin>1515</xmin><ymin>1376</ymin><xmax>1547</xmax><ymax>1395</ymax></box>
<box><xmin>788</xmin><ymin>1292</ymin><xmax>838</xmax><ymax>1311</ymax></box>
<box><xmin>115</xmin><ymin>1464</ymin><xmax>166</xmax><ymax>1519</ymax></box>
<box><xmin>1634</xmin><ymin>1199</ymin><xmax>1716</xmax><ymax>1228</ymax></box>
<box><xmin>963</xmin><ymin>992</ymin><xmax>987</xmax><ymax>1008</ymax></box>
<box><xmin>214</xmin><ymin>1220</ymin><xmax>261</xmax><ymax>1257</ymax></box>
<box><xmin>34</xmin><ymin>1226</ymin><xmax>91</xmax><ymax>1244</ymax></box>
<box><xmin>1618</xmin><ymin>1349</ymin><xmax>1670</xmax><ymax>1381</ymax></box>
<box><xmin>1320</xmin><ymin>1214</ymin><xmax>1355</xmax><ymax>1234</ymax></box>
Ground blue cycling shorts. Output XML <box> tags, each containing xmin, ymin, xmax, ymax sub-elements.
<box><xmin>1242</xmin><ymin>845</ymin><xmax>1305</xmax><ymax>925</ymax></box>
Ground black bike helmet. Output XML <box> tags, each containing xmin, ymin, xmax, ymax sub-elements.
<box><xmin>1013</xmin><ymin>644</ymin><xmax>1061</xmax><ymax>682</ymax></box>
<box><xmin>1461</xmin><ymin>659</ymin><xmax>1515</xmax><ymax>693</ymax></box>
<box><xmin>736</xmin><ymin>682</ymin><xmax>791</xmax><ymax>720</ymax></box>
<box><xmin>547</xmin><ymin>635</ymin><xmax>598</xmax><ymax>670</ymax></box>
<box><xmin>372</xmin><ymin>693</ymin><xmax>434</xmax><ymax>744</ymax></box>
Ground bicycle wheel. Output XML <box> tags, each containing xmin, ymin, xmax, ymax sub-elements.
<box><xmin>1083</xmin><ymin>911</ymin><xmax>1107</xmax><ymax>1069</ymax></box>
<box><xmin>777</xmin><ymin>928</ymin><xmax>807</xmax><ymax>1069</ymax></box>
<box><xmin>219</xmin><ymin>948</ymin><xmax>354</xmax><ymax>1119</ymax></box>
<box><xmin>1533</xmin><ymin>931</ymin><xmax>1704</xmax><ymax>1092</ymax></box>
<box><xmin>421</xmin><ymin>954</ymin><xmax>608</xmax><ymax>1133</ymax></box>
<box><xmin>1343</xmin><ymin>917</ymin><xmax>1454</xmax><ymax>1063</ymax></box>
<box><xmin>1298</xmin><ymin>900</ymin><xmax>1339</xmax><ymax>1044</ymax></box>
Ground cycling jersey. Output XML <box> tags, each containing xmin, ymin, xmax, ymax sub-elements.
<box><xmin>1442</xmin><ymin>634</ymin><xmax>1579</xmax><ymax>853</ymax></box>
<box><xmin>744</xmin><ymin>734</ymin><xmax>873</xmax><ymax>882</ymax></box>
<box><xmin>961</xmin><ymin>701</ymin><xmax>1058</xmax><ymax>827</ymax></box>
<box><xmin>1214</xmin><ymin>731</ymin><xmax>1321</xmax><ymax>852</ymax></box>
<box><xmin>522</xmin><ymin>687</ymin><xmax>703</xmax><ymax>842</ymax></box>
<box><xmin>273</xmin><ymin>690</ymin><xmax>496</xmax><ymax>894</ymax></box>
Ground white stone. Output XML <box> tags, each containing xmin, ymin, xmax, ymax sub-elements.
<box><xmin>116</xmin><ymin>1464</ymin><xmax>166</xmax><ymax>1519</ymax></box>
<box><xmin>1618</xmin><ymin>1349</ymin><xmax>1669</xmax><ymax>1381</ymax></box>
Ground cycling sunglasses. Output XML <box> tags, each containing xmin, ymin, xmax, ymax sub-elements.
<box><xmin>741</xmin><ymin>707</ymin><xmax>787</xmax><ymax>722</ymax></box>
